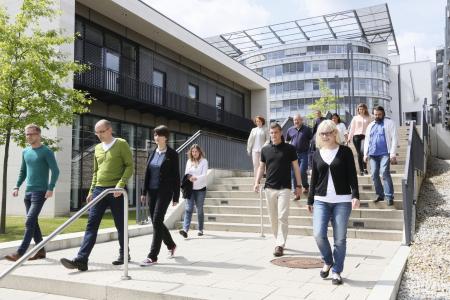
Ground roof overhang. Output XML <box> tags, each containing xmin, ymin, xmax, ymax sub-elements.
<box><xmin>207</xmin><ymin>3</ymin><xmax>399</xmax><ymax>58</ymax></box>
<box><xmin>76</xmin><ymin>0</ymin><xmax>268</xmax><ymax>90</ymax></box>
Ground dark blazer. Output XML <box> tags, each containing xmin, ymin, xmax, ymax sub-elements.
<box><xmin>142</xmin><ymin>146</ymin><xmax>180</xmax><ymax>203</ymax></box>
<box><xmin>307</xmin><ymin>145</ymin><xmax>359</xmax><ymax>205</ymax></box>
<box><xmin>181</xmin><ymin>174</ymin><xmax>193</xmax><ymax>199</ymax></box>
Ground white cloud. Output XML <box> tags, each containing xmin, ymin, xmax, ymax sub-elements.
<box><xmin>142</xmin><ymin>0</ymin><xmax>271</xmax><ymax>37</ymax></box>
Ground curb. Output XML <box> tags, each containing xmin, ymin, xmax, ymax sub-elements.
<box><xmin>367</xmin><ymin>245</ymin><xmax>410</xmax><ymax>300</ymax></box>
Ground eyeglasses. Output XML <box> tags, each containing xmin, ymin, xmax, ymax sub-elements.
<box><xmin>95</xmin><ymin>128</ymin><xmax>109</xmax><ymax>135</ymax></box>
<box><xmin>319</xmin><ymin>131</ymin><xmax>335</xmax><ymax>137</ymax></box>
<box><xmin>25</xmin><ymin>133</ymin><xmax>38</xmax><ymax>136</ymax></box>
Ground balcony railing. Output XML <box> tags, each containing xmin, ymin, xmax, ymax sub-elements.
<box><xmin>74</xmin><ymin>63</ymin><xmax>254</xmax><ymax>132</ymax></box>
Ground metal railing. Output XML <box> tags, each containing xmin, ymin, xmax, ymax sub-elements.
<box><xmin>0</xmin><ymin>188</ymin><xmax>131</xmax><ymax>280</ymax></box>
<box><xmin>401</xmin><ymin>120</ymin><xmax>427</xmax><ymax>245</ymax></box>
<box><xmin>74</xmin><ymin>63</ymin><xmax>253</xmax><ymax>132</ymax></box>
<box><xmin>176</xmin><ymin>130</ymin><xmax>253</xmax><ymax>176</ymax></box>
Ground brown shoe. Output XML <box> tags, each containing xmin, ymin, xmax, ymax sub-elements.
<box><xmin>273</xmin><ymin>246</ymin><xmax>284</xmax><ymax>257</ymax></box>
<box><xmin>293</xmin><ymin>195</ymin><xmax>300</xmax><ymax>201</ymax></box>
<box><xmin>4</xmin><ymin>252</ymin><xmax>22</xmax><ymax>262</ymax></box>
<box><xmin>29</xmin><ymin>249</ymin><xmax>46</xmax><ymax>260</ymax></box>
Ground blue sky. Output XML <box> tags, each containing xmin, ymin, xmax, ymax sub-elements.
<box><xmin>144</xmin><ymin>0</ymin><xmax>446</xmax><ymax>63</ymax></box>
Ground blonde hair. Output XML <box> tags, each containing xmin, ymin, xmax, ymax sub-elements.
<box><xmin>187</xmin><ymin>144</ymin><xmax>205</xmax><ymax>163</ymax></box>
<box><xmin>315</xmin><ymin>120</ymin><xmax>341</xmax><ymax>149</ymax></box>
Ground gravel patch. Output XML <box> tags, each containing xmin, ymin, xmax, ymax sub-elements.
<box><xmin>397</xmin><ymin>158</ymin><xmax>450</xmax><ymax>300</ymax></box>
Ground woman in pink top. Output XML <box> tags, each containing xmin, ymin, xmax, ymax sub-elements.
<box><xmin>347</xmin><ymin>103</ymin><xmax>372</xmax><ymax>176</ymax></box>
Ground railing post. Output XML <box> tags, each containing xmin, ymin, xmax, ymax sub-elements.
<box><xmin>122</xmin><ymin>191</ymin><xmax>131</xmax><ymax>280</ymax></box>
<box><xmin>259</xmin><ymin>186</ymin><xmax>265</xmax><ymax>238</ymax></box>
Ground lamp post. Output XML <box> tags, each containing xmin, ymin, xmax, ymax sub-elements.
<box><xmin>335</xmin><ymin>75</ymin><xmax>340</xmax><ymax>114</ymax></box>
<box><xmin>347</xmin><ymin>43</ymin><xmax>354</xmax><ymax>115</ymax></box>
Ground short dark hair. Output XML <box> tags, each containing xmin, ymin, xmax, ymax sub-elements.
<box><xmin>331</xmin><ymin>113</ymin><xmax>341</xmax><ymax>123</ymax></box>
<box><xmin>154</xmin><ymin>125</ymin><xmax>170</xmax><ymax>140</ymax></box>
<box><xmin>373</xmin><ymin>106</ymin><xmax>385</xmax><ymax>116</ymax></box>
<box><xmin>269</xmin><ymin>122</ymin><xmax>282</xmax><ymax>132</ymax></box>
<box><xmin>25</xmin><ymin>124</ymin><xmax>41</xmax><ymax>134</ymax></box>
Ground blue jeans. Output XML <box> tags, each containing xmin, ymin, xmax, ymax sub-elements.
<box><xmin>17</xmin><ymin>191</ymin><xmax>46</xmax><ymax>255</ymax></box>
<box><xmin>291</xmin><ymin>151</ymin><xmax>309</xmax><ymax>189</ymax></box>
<box><xmin>369</xmin><ymin>155</ymin><xmax>394</xmax><ymax>201</ymax></box>
<box><xmin>183</xmin><ymin>190</ymin><xmax>206</xmax><ymax>232</ymax></box>
<box><xmin>76</xmin><ymin>187</ymin><xmax>125</xmax><ymax>262</ymax></box>
<box><xmin>313</xmin><ymin>200</ymin><xmax>352</xmax><ymax>274</ymax></box>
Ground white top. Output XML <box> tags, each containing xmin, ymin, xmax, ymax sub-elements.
<box><xmin>185</xmin><ymin>158</ymin><xmax>208</xmax><ymax>190</ymax></box>
<box><xmin>363</xmin><ymin>118</ymin><xmax>398</xmax><ymax>159</ymax></box>
<box><xmin>252</xmin><ymin>127</ymin><xmax>265</xmax><ymax>152</ymax></box>
<box><xmin>102</xmin><ymin>138</ymin><xmax>117</xmax><ymax>151</ymax></box>
<box><xmin>336</xmin><ymin>123</ymin><xmax>347</xmax><ymax>144</ymax></box>
<box><xmin>315</xmin><ymin>147</ymin><xmax>352</xmax><ymax>203</ymax></box>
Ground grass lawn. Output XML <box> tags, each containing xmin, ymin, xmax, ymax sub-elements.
<box><xmin>0</xmin><ymin>210</ymin><xmax>137</xmax><ymax>243</ymax></box>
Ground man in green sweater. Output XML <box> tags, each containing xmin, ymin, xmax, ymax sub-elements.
<box><xmin>5</xmin><ymin>124</ymin><xmax>60</xmax><ymax>262</ymax></box>
<box><xmin>60</xmin><ymin>119</ymin><xmax>134</xmax><ymax>271</ymax></box>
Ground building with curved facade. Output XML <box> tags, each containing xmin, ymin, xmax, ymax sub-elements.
<box><xmin>207</xmin><ymin>4</ymin><xmax>398</xmax><ymax>122</ymax></box>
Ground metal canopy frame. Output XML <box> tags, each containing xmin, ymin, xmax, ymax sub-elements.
<box><xmin>206</xmin><ymin>4</ymin><xmax>399</xmax><ymax>58</ymax></box>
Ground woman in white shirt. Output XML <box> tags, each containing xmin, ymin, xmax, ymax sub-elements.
<box><xmin>331</xmin><ymin>113</ymin><xmax>347</xmax><ymax>145</ymax></box>
<box><xmin>247</xmin><ymin>116</ymin><xmax>270</xmax><ymax>176</ymax></box>
<box><xmin>179</xmin><ymin>144</ymin><xmax>208</xmax><ymax>238</ymax></box>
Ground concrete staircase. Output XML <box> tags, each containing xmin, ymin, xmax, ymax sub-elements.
<box><xmin>178</xmin><ymin>127</ymin><xmax>410</xmax><ymax>241</ymax></box>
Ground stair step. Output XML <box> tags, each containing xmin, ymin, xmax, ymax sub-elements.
<box><xmin>208</xmin><ymin>183</ymin><xmax>403</xmax><ymax>192</ymax></box>
<box><xmin>205</xmin><ymin>191</ymin><xmax>403</xmax><ymax>200</ymax></box>
<box><xmin>202</xmin><ymin>205</ymin><xmax>404</xmax><ymax>219</ymax></box>
<box><xmin>178</xmin><ymin>222</ymin><xmax>403</xmax><ymax>241</ymax></box>
<box><xmin>189</xmin><ymin>213</ymin><xmax>403</xmax><ymax>230</ymax></box>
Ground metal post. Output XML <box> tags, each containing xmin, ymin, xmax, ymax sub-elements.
<box><xmin>259</xmin><ymin>186</ymin><xmax>265</xmax><ymax>237</ymax></box>
<box><xmin>136</xmin><ymin>175</ymin><xmax>140</xmax><ymax>224</ymax></box>
<box><xmin>350</xmin><ymin>46</ymin><xmax>355</xmax><ymax>115</ymax></box>
<box><xmin>122</xmin><ymin>191</ymin><xmax>131</xmax><ymax>280</ymax></box>
<box><xmin>334</xmin><ymin>75</ymin><xmax>338</xmax><ymax>113</ymax></box>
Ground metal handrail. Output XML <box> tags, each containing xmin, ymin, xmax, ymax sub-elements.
<box><xmin>0</xmin><ymin>188</ymin><xmax>130</xmax><ymax>280</ymax></box>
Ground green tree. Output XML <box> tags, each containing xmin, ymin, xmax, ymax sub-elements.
<box><xmin>0</xmin><ymin>0</ymin><xmax>92</xmax><ymax>233</ymax></box>
<box><xmin>307</xmin><ymin>79</ymin><xmax>338</xmax><ymax>121</ymax></box>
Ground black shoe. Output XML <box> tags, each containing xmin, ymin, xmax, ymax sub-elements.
<box><xmin>387</xmin><ymin>200</ymin><xmax>394</xmax><ymax>206</ymax></box>
<box><xmin>364</xmin><ymin>169</ymin><xmax>369</xmax><ymax>175</ymax></box>
<box><xmin>360</xmin><ymin>171</ymin><xmax>364</xmax><ymax>176</ymax></box>
<box><xmin>179</xmin><ymin>230</ymin><xmax>188</xmax><ymax>238</ymax></box>
<box><xmin>320</xmin><ymin>263</ymin><xmax>333</xmax><ymax>278</ymax></box>
<box><xmin>197</xmin><ymin>231</ymin><xmax>203</xmax><ymax>236</ymax></box>
<box><xmin>112</xmin><ymin>255</ymin><xmax>131</xmax><ymax>265</ymax></box>
<box><xmin>331</xmin><ymin>272</ymin><xmax>343</xmax><ymax>285</ymax></box>
<box><xmin>374</xmin><ymin>196</ymin><xmax>384</xmax><ymax>203</ymax></box>
<box><xmin>60</xmin><ymin>258</ymin><xmax>88</xmax><ymax>271</ymax></box>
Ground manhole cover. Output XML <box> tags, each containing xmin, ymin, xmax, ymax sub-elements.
<box><xmin>271</xmin><ymin>257</ymin><xmax>323</xmax><ymax>268</ymax></box>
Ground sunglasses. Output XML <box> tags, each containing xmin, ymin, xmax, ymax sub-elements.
<box><xmin>95</xmin><ymin>128</ymin><xmax>109</xmax><ymax>135</ymax></box>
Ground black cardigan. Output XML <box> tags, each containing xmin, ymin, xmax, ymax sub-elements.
<box><xmin>307</xmin><ymin>145</ymin><xmax>359</xmax><ymax>205</ymax></box>
<box><xmin>142</xmin><ymin>146</ymin><xmax>180</xmax><ymax>203</ymax></box>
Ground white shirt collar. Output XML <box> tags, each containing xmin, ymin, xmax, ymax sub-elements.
<box><xmin>156</xmin><ymin>147</ymin><xmax>167</xmax><ymax>154</ymax></box>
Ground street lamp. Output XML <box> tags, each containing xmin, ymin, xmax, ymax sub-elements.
<box><xmin>347</xmin><ymin>43</ymin><xmax>354</xmax><ymax>115</ymax></box>
<box><xmin>335</xmin><ymin>75</ymin><xmax>340</xmax><ymax>114</ymax></box>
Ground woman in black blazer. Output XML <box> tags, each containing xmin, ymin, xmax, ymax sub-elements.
<box><xmin>307</xmin><ymin>120</ymin><xmax>360</xmax><ymax>285</ymax></box>
<box><xmin>140</xmin><ymin>125</ymin><xmax>180</xmax><ymax>266</ymax></box>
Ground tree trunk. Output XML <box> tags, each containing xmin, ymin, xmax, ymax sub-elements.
<box><xmin>0</xmin><ymin>129</ymin><xmax>11</xmax><ymax>234</ymax></box>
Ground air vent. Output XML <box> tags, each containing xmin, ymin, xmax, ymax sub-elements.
<box><xmin>208</xmin><ymin>216</ymin><xmax>217</xmax><ymax>221</ymax></box>
<box><xmin>231</xmin><ymin>186</ymin><xmax>239</xmax><ymax>190</ymax></box>
<box><xmin>220</xmin><ymin>200</ymin><xmax>229</xmax><ymax>205</ymax></box>
<box><xmin>353</xmin><ymin>221</ymin><xmax>365</xmax><ymax>228</ymax></box>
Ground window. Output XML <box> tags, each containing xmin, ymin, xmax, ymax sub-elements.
<box><xmin>296</xmin><ymin>62</ymin><xmax>304</xmax><ymax>72</ymax></box>
<box><xmin>188</xmin><ymin>83</ymin><xmax>199</xmax><ymax>100</ymax></box>
<box><xmin>104</xmin><ymin>49</ymin><xmax>120</xmax><ymax>92</ymax></box>
<box><xmin>304</xmin><ymin>62</ymin><xmax>311</xmax><ymax>73</ymax></box>
<box><xmin>313</xmin><ymin>80</ymin><xmax>320</xmax><ymax>90</ymax></box>
<box><xmin>297</xmin><ymin>81</ymin><xmax>304</xmax><ymax>91</ymax></box>
<box><xmin>275</xmin><ymin>65</ymin><xmax>283</xmax><ymax>76</ymax></box>
<box><xmin>216</xmin><ymin>94</ymin><xmax>224</xmax><ymax>121</ymax></box>
<box><xmin>152</xmin><ymin>70</ymin><xmax>166</xmax><ymax>105</ymax></box>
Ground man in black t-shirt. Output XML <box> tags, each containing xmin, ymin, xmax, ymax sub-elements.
<box><xmin>254</xmin><ymin>123</ymin><xmax>302</xmax><ymax>257</ymax></box>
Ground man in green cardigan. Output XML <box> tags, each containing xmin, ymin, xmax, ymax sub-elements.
<box><xmin>60</xmin><ymin>119</ymin><xmax>134</xmax><ymax>271</ymax></box>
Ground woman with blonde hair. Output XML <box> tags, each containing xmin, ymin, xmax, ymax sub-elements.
<box><xmin>179</xmin><ymin>144</ymin><xmax>208</xmax><ymax>238</ymax></box>
<box><xmin>247</xmin><ymin>116</ymin><xmax>270</xmax><ymax>176</ymax></box>
<box><xmin>308</xmin><ymin>120</ymin><xmax>360</xmax><ymax>285</ymax></box>
<box><xmin>347</xmin><ymin>103</ymin><xmax>371</xmax><ymax>176</ymax></box>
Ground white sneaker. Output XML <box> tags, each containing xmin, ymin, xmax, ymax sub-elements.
<box><xmin>140</xmin><ymin>258</ymin><xmax>157</xmax><ymax>267</ymax></box>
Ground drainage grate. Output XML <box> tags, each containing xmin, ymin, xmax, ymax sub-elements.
<box><xmin>362</xmin><ymin>185</ymin><xmax>372</xmax><ymax>191</ymax></box>
<box><xmin>208</xmin><ymin>216</ymin><xmax>217</xmax><ymax>221</ymax></box>
<box><xmin>231</xmin><ymin>186</ymin><xmax>239</xmax><ymax>190</ymax></box>
<box><xmin>220</xmin><ymin>200</ymin><xmax>229</xmax><ymax>205</ymax></box>
<box><xmin>271</xmin><ymin>257</ymin><xmax>323</xmax><ymax>269</ymax></box>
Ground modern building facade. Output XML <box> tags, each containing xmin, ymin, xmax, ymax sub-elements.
<box><xmin>1</xmin><ymin>0</ymin><xmax>268</xmax><ymax>215</ymax></box>
<box><xmin>207</xmin><ymin>4</ymin><xmax>398</xmax><ymax>123</ymax></box>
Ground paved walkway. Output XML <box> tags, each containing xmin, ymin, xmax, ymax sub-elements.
<box><xmin>0</xmin><ymin>231</ymin><xmax>400</xmax><ymax>299</ymax></box>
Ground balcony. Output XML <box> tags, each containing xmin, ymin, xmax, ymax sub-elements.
<box><xmin>74</xmin><ymin>63</ymin><xmax>253</xmax><ymax>135</ymax></box>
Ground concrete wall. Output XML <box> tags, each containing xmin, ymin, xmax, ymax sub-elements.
<box><xmin>430</xmin><ymin>125</ymin><xmax>450</xmax><ymax>159</ymax></box>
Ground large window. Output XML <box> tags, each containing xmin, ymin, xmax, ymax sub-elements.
<box><xmin>216</xmin><ymin>94</ymin><xmax>224</xmax><ymax>122</ymax></box>
<box><xmin>152</xmin><ymin>70</ymin><xmax>166</xmax><ymax>105</ymax></box>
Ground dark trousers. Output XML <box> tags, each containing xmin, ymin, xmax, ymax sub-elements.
<box><xmin>17</xmin><ymin>191</ymin><xmax>46</xmax><ymax>255</ymax></box>
<box><xmin>291</xmin><ymin>151</ymin><xmax>309</xmax><ymax>189</ymax></box>
<box><xmin>76</xmin><ymin>186</ymin><xmax>125</xmax><ymax>262</ymax></box>
<box><xmin>352</xmin><ymin>135</ymin><xmax>367</xmax><ymax>172</ymax></box>
<box><xmin>148</xmin><ymin>189</ymin><xmax>176</xmax><ymax>261</ymax></box>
